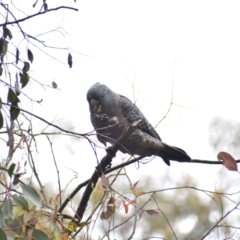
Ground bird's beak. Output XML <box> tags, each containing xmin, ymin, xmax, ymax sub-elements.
<box><xmin>90</xmin><ymin>99</ymin><xmax>102</xmax><ymax>113</ymax></box>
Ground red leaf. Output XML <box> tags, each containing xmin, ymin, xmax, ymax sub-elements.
<box><xmin>107</xmin><ymin>197</ymin><xmax>115</xmax><ymax>213</ymax></box>
<box><xmin>131</xmin><ymin>180</ymin><xmax>139</xmax><ymax>190</ymax></box>
<box><xmin>217</xmin><ymin>151</ymin><xmax>238</xmax><ymax>172</ymax></box>
<box><xmin>123</xmin><ymin>201</ymin><xmax>128</xmax><ymax>214</ymax></box>
<box><xmin>146</xmin><ymin>209</ymin><xmax>161</xmax><ymax>216</ymax></box>
<box><xmin>100</xmin><ymin>211</ymin><xmax>108</xmax><ymax>220</ymax></box>
<box><xmin>134</xmin><ymin>190</ymin><xmax>145</xmax><ymax>196</ymax></box>
<box><xmin>129</xmin><ymin>199</ymin><xmax>136</xmax><ymax>205</ymax></box>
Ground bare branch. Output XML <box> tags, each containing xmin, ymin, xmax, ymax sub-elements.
<box><xmin>46</xmin><ymin>136</ymin><xmax>62</xmax><ymax>205</ymax></box>
<box><xmin>2</xmin><ymin>102</ymin><xmax>90</xmax><ymax>139</ymax></box>
<box><xmin>0</xmin><ymin>6</ymin><xmax>78</xmax><ymax>27</ymax></box>
<box><xmin>201</xmin><ymin>201</ymin><xmax>240</xmax><ymax>239</ymax></box>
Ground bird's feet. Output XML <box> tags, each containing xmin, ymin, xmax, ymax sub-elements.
<box><xmin>106</xmin><ymin>146</ymin><xmax>116</xmax><ymax>158</ymax></box>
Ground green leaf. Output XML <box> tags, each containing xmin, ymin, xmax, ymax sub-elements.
<box><xmin>32</xmin><ymin>229</ymin><xmax>50</xmax><ymax>240</ymax></box>
<box><xmin>49</xmin><ymin>221</ymin><xmax>61</xmax><ymax>239</ymax></box>
<box><xmin>22</xmin><ymin>62</ymin><xmax>30</xmax><ymax>73</ymax></box>
<box><xmin>0</xmin><ymin>65</ymin><xmax>2</xmax><ymax>76</ymax></box>
<box><xmin>11</xmin><ymin>195</ymin><xmax>29</xmax><ymax>211</ymax></box>
<box><xmin>0</xmin><ymin>228</ymin><xmax>7</xmax><ymax>240</ymax></box>
<box><xmin>2</xmin><ymin>198</ymin><xmax>13</xmax><ymax>218</ymax></box>
<box><xmin>20</xmin><ymin>73</ymin><xmax>29</xmax><ymax>89</ymax></box>
<box><xmin>3</xmin><ymin>26</ymin><xmax>13</xmax><ymax>40</ymax></box>
<box><xmin>52</xmin><ymin>81</ymin><xmax>57</xmax><ymax>89</ymax></box>
<box><xmin>16</xmin><ymin>48</ymin><xmax>19</xmax><ymax>65</ymax></box>
<box><xmin>78</xmin><ymin>221</ymin><xmax>91</xmax><ymax>228</ymax></box>
<box><xmin>0</xmin><ymin>111</ymin><xmax>3</xmax><ymax>129</ymax></box>
<box><xmin>7</xmin><ymin>163</ymin><xmax>16</xmax><ymax>177</ymax></box>
<box><xmin>10</xmin><ymin>101</ymin><xmax>20</xmax><ymax>121</ymax></box>
<box><xmin>7</xmin><ymin>88</ymin><xmax>19</xmax><ymax>104</ymax></box>
<box><xmin>0</xmin><ymin>209</ymin><xmax>4</xmax><ymax>227</ymax></box>
<box><xmin>0</xmin><ymin>38</ymin><xmax>8</xmax><ymax>60</ymax></box>
<box><xmin>27</xmin><ymin>49</ymin><xmax>34</xmax><ymax>63</ymax></box>
<box><xmin>21</xmin><ymin>185</ymin><xmax>41</xmax><ymax>207</ymax></box>
<box><xmin>68</xmin><ymin>53</ymin><xmax>73</xmax><ymax>68</ymax></box>
<box><xmin>5</xmin><ymin>217</ymin><xmax>23</xmax><ymax>235</ymax></box>
<box><xmin>6</xmin><ymin>236</ymin><xmax>14</xmax><ymax>240</ymax></box>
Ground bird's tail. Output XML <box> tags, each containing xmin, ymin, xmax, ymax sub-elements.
<box><xmin>158</xmin><ymin>143</ymin><xmax>191</xmax><ymax>166</ymax></box>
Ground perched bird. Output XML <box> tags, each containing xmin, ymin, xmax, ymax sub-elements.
<box><xmin>87</xmin><ymin>82</ymin><xmax>191</xmax><ymax>166</ymax></box>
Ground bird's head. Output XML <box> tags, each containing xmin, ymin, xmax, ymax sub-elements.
<box><xmin>87</xmin><ymin>83</ymin><xmax>120</xmax><ymax>116</ymax></box>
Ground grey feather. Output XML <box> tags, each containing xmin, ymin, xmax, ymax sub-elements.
<box><xmin>87</xmin><ymin>82</ymin><xmax>191</xmax><ymax>166</ymax></box>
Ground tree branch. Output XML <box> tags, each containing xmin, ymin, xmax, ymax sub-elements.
<box><xmin>0</xmin><ymin>6</ymin><xmax>78</xmax><ymax>27</ymax></box>
<box><xmin>57</xmin><ymin>155</ymin><xmax>145</xmax><ymax>214</ymax></box>
<box><xmin>73</xmin><ymin>121</ymin><xmax>142</xmax><ymax>221</ymax></box>
<box><xmin>190</xmin><ymin>159</ymin><xmax>240</xmax><ymax>164</ymax></box>
<box><xmin>2</xmin><ymin>102</ymin><xmax>90</xmax><ymax>139</ymax></box>
<box><xmin>201</xmin><ymin>200</ymin><xmax>240</xmax><ymax>239</ymax></box>
<box><xmin>3</xmin><ymin>102</ymin><xmax>239</xmax><ymax>166</ymax></box>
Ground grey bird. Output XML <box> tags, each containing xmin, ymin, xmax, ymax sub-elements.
<box><xmin>87</xmin><ymin>82</ymin><xmax>191</xmax><ymax>166</ymax></box>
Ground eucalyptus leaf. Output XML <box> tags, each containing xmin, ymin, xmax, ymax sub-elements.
<box><xmin>11</xmin><ymin>194</ymin><xmax>29</xmax><ymax>211</ymax></box>
<box><xmin>21</xmin><ymin>185</ymin><xmax>41</xmax><ymax>207</ymax></box>
<box><xmin>16</xmin><ymin>48</ymin><xmax>19</xmax><ymax>64</ymax></box>
<box><xmin>0</xmin><ymin>228</ymin><xmax>7</xmax><ymax>240</ymax></box>
<box><xmin>0</xmin><ymin>209</ymin><xmax>4</xmax><ymax>227</ymax></box>
<box><xmin>7</xmin><ymin>88</ymin><xmax>19</xmax><ymax>104</ymax></box>
<box><xmin>2</xmin><ymin>198</ymin><xmax>12</xmax><ymax>218</ymax></box>
<box><xmin>3</xmin><ymin>26</ymin><xmax>13</xmax><ymax>39</ymax></box>
<box><xmin>7</xmin><ymin>163</ymin><xmax>16</xmax><ymax>177</ymax></box>
<box><xmin>32</xmin><ymin>229</ymin><xmax>50</xmax><ymax>240</ymax></box>
<box><xmin>20</xmin><ymin>72</ymin><xmax>29</xmax><ymax>89</ymax></box>
<box><xmin>22</xmin><ymin>62</ymin><xmax>30</xmax><ymax>73</ymax></box>
<box><xmin>68</xmin><ymin>53</ymin><xmax>72</xmax><ymax>68</ymax></box>
<box><xmin>52</xmin><ymin>81</ymin><xmax>57</xmax><ymax>89</ymax></box>
<box><xmin>5</xmin><ymin>217</ymin><xmax>23</xmax><ymax>235</ymax></box>
<box><xmin>27</xmin><ymin>49</ymin><xmax>34</xmax><ymax>63</ymax></box>
<box><xmin>10</xmin><ymin>101</ymin><xmax>20</xmax><ymax>121</ymax></box>
<box><xmin>0</xmin><ymin>38</ymin><xmax>8</xmax><ymax>60</ymax></box>
<box><xmin>0</xmin><ymin>111</ymin><xmax>3</xmax><ymax>129</ymax></box>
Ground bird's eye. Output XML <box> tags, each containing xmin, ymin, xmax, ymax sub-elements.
<box><xmin>101</xmin><ymin>95</ymin><xmax>104</xmax><ymax>98</ymax></box>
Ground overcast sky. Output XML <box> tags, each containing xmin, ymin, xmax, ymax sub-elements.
<box><xmin>5</xmin><ymin>0</ymin><xmax>237</xmax><ymax>185</ymax></box>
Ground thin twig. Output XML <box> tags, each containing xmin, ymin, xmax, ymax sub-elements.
<box><xmin>46</xmin><ymin>136</ymin><xmax>62</xmax><ymax>205</ymax></box>
<box><xmin>155</xmin><ymin>61</ymin><xmax>176</xmax><ymax>128</ymax></box>
<box><xmin>2</xmin><ymin>102</ymin><xmax>90</xmax><ymax>139</ymax></box>
<box><xmin>4</xmin><ymin>103</ymin><xmax>240</xmax><ymax>166</ymax></box>
<box><xmin>201</xmin><ymin>201</ymin><xmax>240</xmax><ymax>239</ymax></box>
<box><xmin>152</xmin><ymin>196</ymin><xmax>178</xmax><ymax>240</ymax></box>
<box><xmin>100</xmin><ymin>192</ymin><xmax>156</xmax><ymax>240</ymax></box>
<box><xmin>0</xmin><ymin>6</ymin><xmax>78</xmax><ymax>27</ymax></box>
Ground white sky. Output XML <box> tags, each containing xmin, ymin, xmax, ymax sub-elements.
<box><xmin>2</xmin><ymin>0</ymin><xmax>240</xmax><ymax>236</ymax></box>
<box><xmin>5</xmin><ymin>0</ymin><xmax>238</xmax><ymax>190</ymax></box>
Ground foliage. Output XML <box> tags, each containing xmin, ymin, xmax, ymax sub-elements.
<box><xmin>0</xmin><ymin>1</ymin><xmax>79</xmax><ymax>239</ymax></box>
<box><xmin>0</xmin><ymin>1</ymin><xmax>239</xmax><ymax>240</ymax></box>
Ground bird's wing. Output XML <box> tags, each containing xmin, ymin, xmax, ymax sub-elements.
<box><xmin>119</xmin><ymin>95</ymin><xmax>161</xmax><ymax>140</ymax></box>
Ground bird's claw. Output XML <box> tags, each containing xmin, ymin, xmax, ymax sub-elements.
<box><xmin>106</xmin><ymin>146</ymin><xmax>116</xmax><ymax>158</ymax></box>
